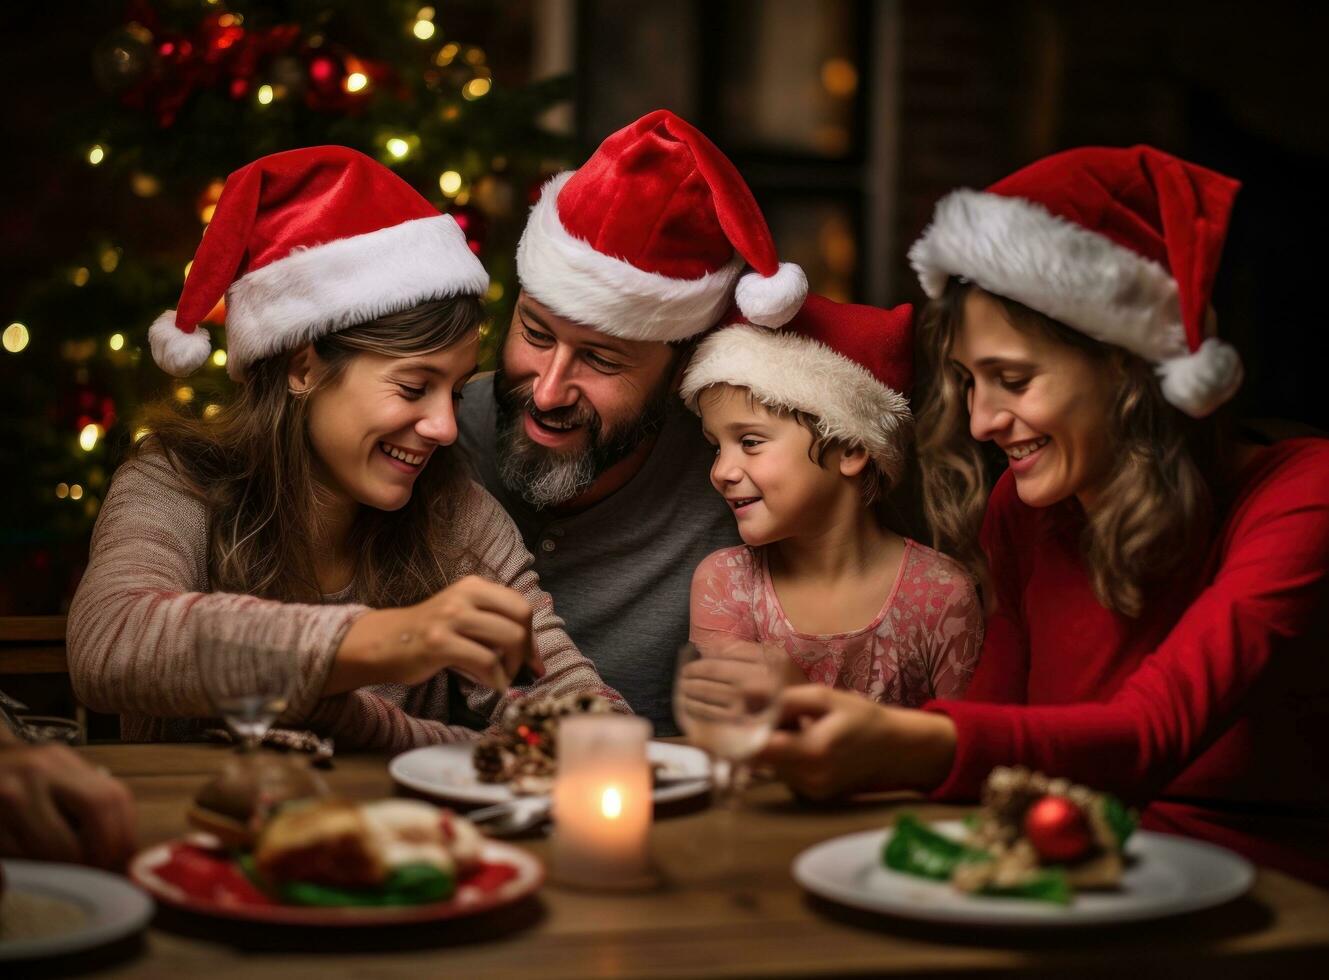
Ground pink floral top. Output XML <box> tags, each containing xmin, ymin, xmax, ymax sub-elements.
<box><xmin>689</xmin><ymin>541</ymin><xmax>983</xmax><ymax>706</ymax></box>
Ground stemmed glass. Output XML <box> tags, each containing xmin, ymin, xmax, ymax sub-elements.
<box><xmin>195</xmin><ymin>610</ymin><xmax>296</xmax><ymax>752</ymax></box>
<box><xmin>673</xmin><ymin>639</ymin><xmax>786</xmax><ymax>811</ymax></box>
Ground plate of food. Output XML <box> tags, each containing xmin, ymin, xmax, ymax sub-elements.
<box><xmin>1</xmin><ymin>861</ymin><xmax>154</xmax><ymax>961</ymax></box>
<box><xmin>793</xmin><ymin>767</ymin><xmax>1254</xmax><ymax>927</ymax></box>
<box><xmin>390</xmin><ymin>693</ymin><xmax>710</xmax><ymax>806</ymax></box>
<box><xmin>130</xmin><ymin>796</ymin><xmax>542</xmax><ymax>926</ymax></box>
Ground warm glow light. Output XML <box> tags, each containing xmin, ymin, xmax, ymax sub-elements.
<box><xmin>184</xmin><ymin>260</ymin><xmax>193</xmax><ymax>279</ymax></box>
<box><xmin>344</xmin><ymin>71</ymin><xmax>368</xmax><ymax>93</ymax></box>
<box><xmin>821</xmin><ymin>57</ymin><xmax>859</xmax><ymax>97</ymax></box>
<box><xmin>70</xmin><ymin>484</ymin><xmax>84</xmax><ymax>501</ymax></box>
<box><xmin>600</xmin><ymin>786</ymin><xmax>623</xmax><ymax>820</ymax></box>
<box><xmin>418</xmin><ymin>6</ymin><xmax>436</xmax><ymax>19</ymax></box>
<box><xmin>200</xmin><ymin>203</ymin><xmax>217</xmax><ymax>224</ymax></box>
<box><xmin>211</xmin><ymin>349</ymin><xmax>228</xmax><ymax>367</ymax></box>
<box><xmin>109</xmin><ymin>333</ymin><xmax>125</xmax><ymax>351</ymax></box>
<box><xmin>131</xmin><ymin>172</ymin><xmax>161</xmax><ymax>197</ymax></box>
<box><xmin>175</xmin><ymin>385</ymin><xmax>195</xmax><ymax>404</ymax></box>
<box><xmin>71</xmin><ymin>267</ymin><xmax>90</xmax><ymax>287</ymax></box>
<box><xmin>435</xmin><ymin>43</ymin><xmax>460</xmax><ymax>66</ymax></box>
<box><xmin>386</xmin><ymin>138</ymin><xmax>410</xmax><ymax>159</ymax></box>
<box><xmin>438</xmin><ymin>170</ymin><xmax>462</xmax><ymax>196</ymax></box>
<box><xmin>99</xmin><ymin>247</ymin><xmax>121</xmax><ymax>273</ymax></box>
<box><xmin>3</xmin><ymin>322</ymin><xmax>29</xmax><ymax>353</ymax></box>
<box><xmin>487</xmin><ymin>281</ymin><xmax>504</xmax><ymax>301</ymax></box>
<box><xmin>465</xmin><ymin>47</ymin><xmax>485</xmax><ymax>66</ymax></box>
<box><xmin>412</xmin><ymin>19</ymin><xmax>436</xmax><ymax>40</ymax></box>
<box><xmin>203</xmin><ymin>403</ymin><xmax>222</xmax><ymax>419</ymax></box>
<box><xmin>88</xmin><ymin>144</ymin><xmax>106</xmax><ymax>165</ymax></box>
<box><xmin>55</xmin><ymin>483</ymin><xmax>69</xmax><ymax>499</ymax></box>
<box><xmin>462</xmin><ymin>77</ymin><xmax>491</xmax><ymax>100</ymax></box>
<box><xmin>79</xmin><ymin>423</ymin><xmax>102</xmax><ymax>452</ymax></box>
<box><xmin>256</xmin><ymin>84</ymin><xmax>274</xmax><ymax>105</ymax></box>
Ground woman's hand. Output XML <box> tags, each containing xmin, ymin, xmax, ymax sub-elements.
<box><xmin>0</xmin><ymin>743</ymin><xmax>138</xmax><ymax>868</ymax></box>
<box><xmin>330</xmin><ymin>575</ymin><xmax>545</xmax><ymax>694</ymax></box>
<box><xmin>757</xmin><ymin>685</ymin><xmax>958</xmax><ymax>800</ymax></box>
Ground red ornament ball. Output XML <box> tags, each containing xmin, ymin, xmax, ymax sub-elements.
<box><xmin>1023</xmin><ymin>795</ymin><xmax>1094</xmax><ymax>863</ymax></box>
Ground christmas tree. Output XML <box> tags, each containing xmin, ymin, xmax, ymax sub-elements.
<box><xmin>0</xmin><ymin>0</ymin><xmax>572</xmax><ymax>613</ymax></box>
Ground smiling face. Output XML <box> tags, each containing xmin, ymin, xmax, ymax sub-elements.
<box><xmin>493</xmin><ymin>291</ymin><xmax>681</xmax><ymax>509</ymax></box>
<box><xmin>950</xmin><ymin>289</ymin><xmax>1117</xmax><ymax>509</ymax></box>
<box><xmin>699</xmin><ymin>384</ymin><xmax>864</xmax><ymax>547</ymax></box>
<box><xmin>301</xmin><ymin>333</ymin><xmax>480</xmax><ymax>516</ymax></box>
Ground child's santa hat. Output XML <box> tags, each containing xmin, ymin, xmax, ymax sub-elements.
<box><xmin>516</xmin><ymin>109</ymin><xmax>806</xmax><ymax>342</ymax></box>
<box><xmin>680</xmin><ymin>294</ymin><xmax>914</xmax><ymax>484</ymax></box>
<box><xmin>149</xmin><ymin>145</ymin><xmax>488</xmax><ymax>381</ymax></box>
<box><xmin>908</xmin><ymin>145</ymin><xmax>1242</xmax><ymax>418</ymax></box>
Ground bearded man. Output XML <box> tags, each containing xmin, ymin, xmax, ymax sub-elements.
<box><xmin>457</xmin><ymin>110</ymin><xmax>806</xmax><ymax>732</ymax></box>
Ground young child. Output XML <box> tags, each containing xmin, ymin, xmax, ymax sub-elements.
<box><xmin>680</xmin><ymin>294</ymin><xmax>982</xmax><ymax>706</ymax></box>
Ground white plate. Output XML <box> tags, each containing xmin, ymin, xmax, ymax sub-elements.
<box><xmin>390</xmin><ymin>740</ymin><xmax>710</xmax><ymax>806</ymax></box>
<box><xmin>0</xmin><ymin>861</ymin><xmax>155</xmax><ymax>961</ymax></box>
<box><xmin>792</xmin><ymin>820</ymin><xmax>1254</xmax><ymax>928</ymax></box>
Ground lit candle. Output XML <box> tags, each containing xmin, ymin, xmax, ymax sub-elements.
<box><xmin>552</xmin><ymin>714</ymin><xmax>655</xmax><ymax>889</ymax></box>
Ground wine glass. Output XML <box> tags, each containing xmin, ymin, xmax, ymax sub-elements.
<box><xmin>673</xmin><ymin>639</ymin><xmax>786</xmax><ymax>810</ymax></box>
<box><xmin>195</xmin><ymin>611</ymin><xmax>296</xmax><ymax>752</ymax></box>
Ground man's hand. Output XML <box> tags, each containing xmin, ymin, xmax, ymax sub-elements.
<box><xmin>756</xmin><ymin>685</ymin><xmax>958</xmax><ymax>800</ymax></box>
<box><xmin>0</xmin><ymin>743</ymin><xmax>138</xmax><ymax>868</ymax></box>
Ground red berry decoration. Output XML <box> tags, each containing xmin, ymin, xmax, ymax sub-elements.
<box><xmin>1023</xmin><ymin>795</ymin><xmax>1094</xmax><ymax>863</ymax></box>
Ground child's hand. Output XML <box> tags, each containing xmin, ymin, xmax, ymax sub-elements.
<box><xmin>756</xmin><ymin>686</ymin><xmax>957</xmax><ymax>799</ymax></box>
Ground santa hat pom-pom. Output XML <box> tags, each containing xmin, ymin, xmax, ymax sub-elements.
<box><xmin>148</xmin><ymin>309</ymin><xmax>213</xmax><ymax>377</ymax></box>
<box><xmin>1157</xmin><ymin>337</ymin><xmax>1244</xmax><ymax>419</ymax></box>
<box><xmin>735</xmin><ymin>261</ymin><xmax>808</xmax><ymax>328</ymax></box>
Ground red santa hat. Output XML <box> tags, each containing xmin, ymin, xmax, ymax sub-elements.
<box><xmin>679</xmin><ymin>294</ymin><xmax>914</xmax><ymax>483</ymax></box>
<box><xmin>908</xmin><ymin>145</ymin><xmax>1242</xmax><ymax>419</ymax></box>
<box><xmin>516</xmin><ymin>109</ymin><xmax>807</xmax><ymax>342</ymax></box>
<box><xmin>149</xmin><ymin>145</ymin><xmax>488</xmax><ymax>380</ymax></box>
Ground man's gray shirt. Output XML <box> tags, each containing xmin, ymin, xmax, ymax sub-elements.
<box><xmin>456</xmin><ymin>374</ymin><xmax>740</xmax><ymax>734</ymax></box>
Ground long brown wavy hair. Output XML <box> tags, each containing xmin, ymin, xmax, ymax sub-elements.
<box><xmin>917</xmin><ymin>278</ymin><xmax>1231</xmax><ymax>617</ymax></box>
<box><xmin>136</xmin><ymin>296</ymin><xmax>486</xmax><ymax>606</ymax></box>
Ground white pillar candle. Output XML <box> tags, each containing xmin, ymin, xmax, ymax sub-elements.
<box><xmin>552</xmin><ymin>714</ymin><xmax>655</xmax><ymax>889</ymax></box>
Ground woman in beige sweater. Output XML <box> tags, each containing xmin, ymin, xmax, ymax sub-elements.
<box><xmin>67</xmin><ymin>147</ymin><xmax>622</xmax><ymax>750</ymax></box>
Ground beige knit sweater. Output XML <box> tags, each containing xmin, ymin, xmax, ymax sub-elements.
<box><xmin>66</xmin><ymin>453</ymin><xmax>623</xmax><ymax>750</ymax></box>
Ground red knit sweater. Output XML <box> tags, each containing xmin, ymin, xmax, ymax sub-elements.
<box><xmin>924</xmin><ymin>438</ymin><xmax>1329</xmax><ymax>884</ymax></box>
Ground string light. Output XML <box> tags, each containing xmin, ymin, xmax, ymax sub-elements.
<box><xmin>131</xmin><ymin>173</ymin><xmax>161</xmax><ymax>197</ymax></box>
<box><xmin>88</xmin><ymin>144</ymin><xmax>106</xmax><ymax>165</ymax></box>
<box><xmin>69</xmin><ymin>484</ymin><xmax>84</xmax><ymax>501</ymax></box>
<box><xmin>79</xmin><ymin>423</ymin><xmax>102</xmax><ymax>452</ymax></box>
<box><xmin>203</xmin><ymin>403</ymin><xmax>222</xmax><ymax>419</ymax></box>
<box><xmin>385</xmin><ymin>137</ymin><xmax>411</xmax><ymax>160</ymax></box>
<box><xmin>439</xmin><ymin>170</ymin><xmax>462</xmax><ymax>196</ymax></box>
<box><xmin>99</xmin><ymin>246</ymin><xmax>121</xmax><ymax>273</ymax></box>
<box><xmin>435</xmin><ymin>43</ymin><xmax>460</xmax><ymax>66</ymax></box>
<box><xmin>175</xmin><ymin>385</ymin><xmax>195</xmax><ymax>404</ymax></box>
<box><xmin>211</xmin><ymin>349</ymin><xmax>228</xmax><ymax>367</ymax></box>
<box><xmin>418</xmin><ymin>6</ymin><xmax>436</xmax><ymax>19</ymax></box>
<box><xmin>109</xmin><ymin>333</ymin><xmax>125</xmax><ymax>351</ymax></box>
<box><xmin>3</xmin><ymin>322</ymin><xmax>29</xmax><ymax>353</ymax></box>
<box><xmin>820</xmin><ymin>58</ymin><xmax>858</xmax><ymax>97</ymax></box>
<box><xmin>464</xmin><ymin>47</ymin><xmax>486</xmax><ymax>65</ymax></box>
<box><xmin>462</xmin><ymin>77</ymin><xmax>491</xmax><ymax>100</ymax></box>
<box><xmin>55</xmin><ymin>483</ymin><xmax>69</xmax><ymax>499</ymax></box>
<box><xmin>487</xmin><ymin>281</ymin><xmax>504</xmax><ymax>301</ymax></box>
<box><xmin>256</xmin><ymin>84</ymin><xmax>274</xmax><ymax>105</ymax></box>
<box><xmin>413</xmin><ymin>20</ymin><xmax>436</xmax><ymax>40</ymax></box>
<box><xmin>344</xmin><ymin>72</ymin><xmax>368</xmax><ymax>93</ymax></box>
<box><xmin>71</xmin><ymin>267</ymin><xmax>90</xmax><ymax>287</ymax></box>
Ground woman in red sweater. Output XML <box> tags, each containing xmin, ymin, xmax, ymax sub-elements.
<box><xmin>760</xmin><ymin>146</ymin><xmax>1329</xmax><ymax>884</ymax></box>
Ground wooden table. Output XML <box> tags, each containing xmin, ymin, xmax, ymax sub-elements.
<box><xmin>49</xmin><ymin>743</ymin><xmax>1329</xmax><ymax>978</ymax></box>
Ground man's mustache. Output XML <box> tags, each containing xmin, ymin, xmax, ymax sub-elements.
<box><xmin>508</xmin><ymin>383</ymin><xmax>599</xmax><ymax>432</ymax></box>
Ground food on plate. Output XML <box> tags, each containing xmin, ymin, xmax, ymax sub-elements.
<box><xmin>473</xmin><ymin>692</ymin><xmax>615</xmax><ymax>794</ymax></box>
<box><xmin>0</xmin><ymin>887</ymin><xmax>89</xmax><ymax>943</ymax></box>
<box><xmin>186</xmin><ymin>753</ymin><xmax>329</xmax><ymax>849</ymax></box>
<box><xmin>883</xmin><ymin>766</ymin><xmax>1138</xmax><ymax>904</ymax></box>
<box><xmin>245</xmin><ymin>798</ymin><xmax>484</xmax><ymax>906</ymax></box>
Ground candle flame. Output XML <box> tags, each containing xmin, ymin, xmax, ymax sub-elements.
<box><xmin>600</xmin><ymin>786</ymin><xmax>623</xmax><ymax>820</ymax></box>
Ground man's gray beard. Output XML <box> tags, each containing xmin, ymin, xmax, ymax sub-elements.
<box><xmin>493</xmin><ymin>363</ymin><xmax>671</xmax><ymax>511</ymax></box>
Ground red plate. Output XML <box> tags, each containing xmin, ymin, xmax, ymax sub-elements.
<box><xmin>129</xmin><ymin>836</ymin><xmax>543</xmax><ymax>926</ymax></box>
